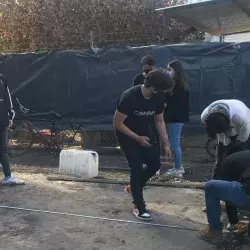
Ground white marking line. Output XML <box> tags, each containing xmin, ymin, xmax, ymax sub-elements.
<box><xmin>0</xmin><ymin>204</ymin><xmax>198</xmax><ymax>232</ymax></box>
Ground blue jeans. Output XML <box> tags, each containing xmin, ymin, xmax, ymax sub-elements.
<box><xmin>167</xmin><ymin>123</ymin><xmax>184</xmax><ymax>170</ymax></box>
<box><xmin>205</xmin><ymin>180</ymin><xmax>250</xmax><ymax>230</ymax></box>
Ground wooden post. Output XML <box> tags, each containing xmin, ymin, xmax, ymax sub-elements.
<box><xmin>163</xmin><ymin>11</ymin><xmax>169</xmax><ymax>43</ymax></box>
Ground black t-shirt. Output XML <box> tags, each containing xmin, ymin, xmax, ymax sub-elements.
<box><xmin>164</xmin><ymin>84</ymin><xmax>190</xmax><ymax>123</ymax></box>
<box><xmin>133</xmin><ymin>73</ymin><xmax>145</xmax><ymax>87</ymax></box>
<box><xmin>116</xmin><ymin>85</ymin><xmax>165</xmax><ymax>143</ymax></box>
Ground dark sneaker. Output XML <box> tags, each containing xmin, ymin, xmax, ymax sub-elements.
<box><xmin>133</xmin><ymin>208</ymin><xmax>152</xmax><ymax>221</ymax></box>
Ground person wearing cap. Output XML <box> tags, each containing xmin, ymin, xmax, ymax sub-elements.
<box><xmin>133</xmin><ymin>55</ymin><xmax>156</xmax><ymax>87</ymax></box>
<box><xmin>201</xmin><ymin>99</ymin><xmax>250</xmax><ymax>228</ymax></box>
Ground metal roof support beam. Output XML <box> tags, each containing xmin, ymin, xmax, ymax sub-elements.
<box><xmin>232</xmin><ymin>0</ymin><xmax>250</xmax><ymax>17</ymax></box>
<box><xmin>163</xmin><ymin>12</ymin><xmax>170</xmax><ymax>41</ymax></box>
<box><xmin>164</xmin><ymin>12</ymin><xmax>221</xmax><ymax>36</ymax></box>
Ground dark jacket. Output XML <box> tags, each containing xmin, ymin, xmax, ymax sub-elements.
<box><xmin>133</xmin><ymin>73</ymin><xmax>145</xmax><ymax>87</ymax></box>
<box><xmin>221</xmin><ymin>150</ymin><xmax>250</xmax><ymax>194</ymax></box>
<box><xmin>164</xmin><ymin>84</ymin><xmax>189</xmax><ymax>123</ymax></box>
<box><xmin>0</xmin><ymin>74</ymin><xmax>15</xmax><ymax>127</ymax></box>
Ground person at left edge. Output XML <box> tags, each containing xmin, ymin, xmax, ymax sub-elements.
<box><xmin>0</xmin><ymin>74</ymin><xmax>24</xmax><ymax>185</ymax></box>
<box><xmin>114</xmin><ymin>68</ymin><xmax>173</xmax><ymax>221</ymax></box>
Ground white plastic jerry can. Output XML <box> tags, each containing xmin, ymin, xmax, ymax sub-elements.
<box><xmin>59</xmin><ymin>149</ymin><xmax>99</xmax><ymax>178</ymax></box>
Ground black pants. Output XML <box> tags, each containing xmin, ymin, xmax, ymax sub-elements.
<box><xmin>119</xmin><ymin>138</ymin><xmax>161</xmax><ymax>211</ymax></box>
<box><xmin>213</xmin><ymin>141</ymin><xmax>246</xmax><ymax>225</ymax></box>
<box><xmin>0</xmin><ymin>127</ymin><xmax>11</xmax><ymax>178</ymax></box>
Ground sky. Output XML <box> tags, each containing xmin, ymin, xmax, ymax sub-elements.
<box><xmin>188</xmin><ymin>0</ymin><xmax>208</xmax><ymax>3</ymax></box>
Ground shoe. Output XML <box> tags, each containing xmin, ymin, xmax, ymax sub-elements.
<box><xmin>234</xmin><ymin>221</ymin><xmax>249</xmax><ymax>235</ymax></box>
<box><xmin>166</xmin><ymin>168</ymin><xmax>183</xmax><ymax>177</ymax></box>
<box><xmin>226</xmin><ymin>223</ymin><xmax>237</xmax><ymax>231</ymax></box>
<box><xmin>199</xmin><ymin>227</ymin><xmax>223</xmax><ymax>244</ymax></box>
<box><xmin>124</xmin><ymin>185</ymin><xmax>132</xmax><ymax>198</ymax></box>
<box><xmin>133</xmin><ymin>208</ymin><xmax>152</xmax><ymax>221</ymax></box>
<box><xmin>167</xmin><ymin>167</ymin><xmax>185</xmax><ymax>174</ymax></box>
<box><xmin>180</xmin><ymin>167</ymin><xmax>185</xmax><ymax>174</ymax></box>
<box><xmin>3</xmin><ymin>176</ymin><xmax>25</xmax><ymax>185</ymax></box>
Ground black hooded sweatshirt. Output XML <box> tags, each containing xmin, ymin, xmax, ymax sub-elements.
<box><xmin>0</xmin><ymin>74</ymin><xmax>15</xmax><ymax>127</ymax></box>
<box><xmin>221</xmin><ymin>150</ymin><xmax>250</xmax><ymax>194</ymax></box>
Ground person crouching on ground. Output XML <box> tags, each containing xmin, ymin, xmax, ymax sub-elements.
<box><xmin>201</xmin><ymin>99</ymin><xmax>250</xmax><ymax>215</ymax></box>
<box><xmin>199</xmin><ymin>150</ymin><xmax>250</xmax><ymax>243</ymax></box>
<box><xmin>113</xmin><ymin>69</ymin><xmax>173</xmax><ymax>221</ymax></box>
<box><xmin>201</xmin><ymin>99</ymin><xmax>250</xmax><ymax>181</ymax></box>
<box><xmin>0</xmin><ymin>74</ymin><xmax>24</xmax><ymax>185</ymax></box>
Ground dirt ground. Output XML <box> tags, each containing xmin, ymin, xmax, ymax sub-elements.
<box><xmin>98</xmin><ymin>134</ymin><xmax>214</xmax><ymax>182</ymax></box>
<box><xmin>1</xmin><ymin>133</ymin><xmax>249</xmax><ymax>249</ymax></box>
<box><xmin>9</xmin><ymin>134</ymin><xmax>214</xmax><ymax>182</ymax></box>
<box><xmin>0</xmin><ymin>171</ymin><xmax>249</xmax><ymax>250</ymax></box>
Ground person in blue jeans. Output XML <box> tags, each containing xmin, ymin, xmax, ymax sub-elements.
<box><xmin>164</xmin><ymin>60</ymin><xmax>189</xmax><ymax>177</ymax></box>
<box><xmin>200</xmin><ymin>150</ymin><xmax>250</xmax><ymax>243</ymax></box>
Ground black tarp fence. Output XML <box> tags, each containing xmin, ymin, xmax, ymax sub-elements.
<box><xmin>0</xmin><ymin>42</ymin><xmax>250</xmax><ymax>131</ymax></box>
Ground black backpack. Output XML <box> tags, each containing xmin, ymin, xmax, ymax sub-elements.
<box><xmin>0</xmin><ymin>75</ymin><xmax>10</xmax><ymax>127</ymax></box>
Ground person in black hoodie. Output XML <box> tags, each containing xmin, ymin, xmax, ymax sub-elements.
<box><xmin>199</xmin><ymin>150</ymin><xmax>250</xmax><ymax>243</ymax></box>
<box><xmin>0</xmin><ymin>74</ymin><xmax>24</xmax><ymax>185</ymax></box>
<box><xmin>164</xmin><ymin>60</ymin><xmax>189</xmax><ymax>177</ymax></box>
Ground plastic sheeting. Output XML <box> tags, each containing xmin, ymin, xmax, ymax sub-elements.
<box><xmin>0</xmin><ymin>42</ymin><xmax>250</xmax><ymax>130</ymax></box>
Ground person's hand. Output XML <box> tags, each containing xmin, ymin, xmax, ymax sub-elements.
<box><xmin>136</xmin><ymin>136</ymin><xmax>152</xmax><ymax>147</ymax></box>
<box><xmin>163</xmin><ymin>145</ymin><xmax>171</xmax><ymax>159</ymax></box>
<box><xmin>8</xmin><ymin>120</ymin><xmax>13</xmax><ymax>128</ymax></box>
<box><xmin>234</xmin><ymin>221</ymin><xmax>249</xmax><ymax>235</ymax></box>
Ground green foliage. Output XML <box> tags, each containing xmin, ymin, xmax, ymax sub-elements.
<box><xmin>0</xmin><ymin>0</ymin><xmax>204</xmax><ymax>53</ymax></box>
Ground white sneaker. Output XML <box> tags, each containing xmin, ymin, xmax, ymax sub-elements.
<box><xmin>166</xmin><ymin>168</ymin><xmax>183</xmax><ymax>177</ymax></box>
<box><xmin>3</xmin><ymin>176</ymin><xmax>25</xmax><ymax>185</ymax></box>
<box><xmin>167</xmin><ymin>167</ymin><xmax>185</xmax><ymax>175</ymax></box>
<box><xmin>133</xmin><ymin>208</ymin><xmax>152</xmax><ymax>221</ymax></box>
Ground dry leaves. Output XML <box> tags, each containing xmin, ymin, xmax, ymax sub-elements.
<box><xmin>0</xmin><ymin>0</ymin><xmax>203</xmax><ymax>53</ymax></box>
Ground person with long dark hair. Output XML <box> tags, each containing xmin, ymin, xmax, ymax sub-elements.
<box><xmin>0</xmin><ymin>74</ymin><xmax>24</xmax><ymax>185</ymax></box>
<box><xmin>164</xmin><ymin>60</ymin><xmax>189</xmax><ymax>177</ymax></box>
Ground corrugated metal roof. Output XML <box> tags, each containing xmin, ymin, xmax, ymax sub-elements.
<box><xmin>156</xmin><ymin>0</ymin><xmax>250</xmax><ymax>36</ymax></box>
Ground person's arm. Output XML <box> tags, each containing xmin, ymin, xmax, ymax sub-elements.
<box><xmin>232</xmin><ymin>114</ymin><xmax>250</xmax><ymax>142</ymax></box>
<box><xmin>6</xmin><ymin>86</ymin><xmax>15</xmax><ymax>121</ymax></box>
<box><xmin>113</xmin><ymin>110</ymin><xmax>140</xmax><ymax>141</ymax></box>
<box><xmin>201</xmin><ymin>105</ymin><xmax>210</xmax><ymax>125</ymax></box>
<box><xmin>155</xmin><ymin>94</ymin><xmax>169</xmax><ymax>147</ymax></box>
<box><xmin>155</xmin><ymin>113</ymin><xmax>169</xmax><ymax>147</ymax></box>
